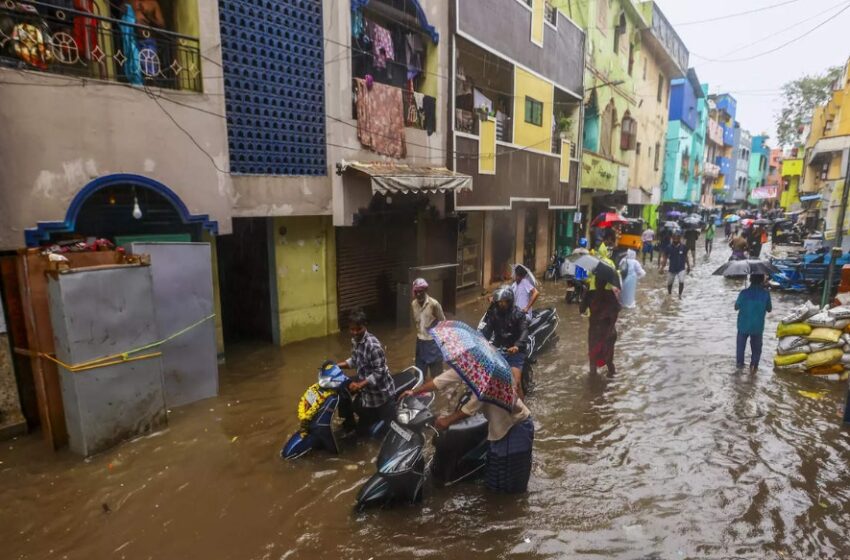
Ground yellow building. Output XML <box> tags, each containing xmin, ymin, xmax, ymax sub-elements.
<box><xmin>802</xmin><ymin>58</ymin><xmax>850</xmax><ymax>239</ymax></box>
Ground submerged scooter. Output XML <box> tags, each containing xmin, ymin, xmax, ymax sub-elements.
<box><xmin>355</xmin><ymin>393</ymin><xmax>489</xmax><ymax>510</ymax></box>
<box><xmin>281</xmin><ymin>361</ymin><xmax>423</xmax><ymax>460</ymax></box>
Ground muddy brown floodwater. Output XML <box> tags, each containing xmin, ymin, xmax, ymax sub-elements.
<box><xmin>3</xmin><ymin>244</ymin><xmax>850</xmax><ymax>559</ymax></box>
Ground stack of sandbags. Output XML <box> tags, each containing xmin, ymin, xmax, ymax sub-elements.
<box><xmin>774</xmin><ymin>301</ymin><xmax>850</xmax><ymax>381</ymax></box>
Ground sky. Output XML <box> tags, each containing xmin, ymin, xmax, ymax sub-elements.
<box><xmin>653</xmin><ymin>0</ymin><xmax>850</xmax><ymax>145</ymax></box>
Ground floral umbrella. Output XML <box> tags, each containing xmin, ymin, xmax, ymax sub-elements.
<box><xmin>429</xmin><ymin>321</ymin><xmax>516</xmax><ymax>412</ymax></box>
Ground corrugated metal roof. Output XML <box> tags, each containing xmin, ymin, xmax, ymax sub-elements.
<box><xmin>339</xmin><ymin>160</ymin><xmax>473</xmax><ymax>195</ymax></box>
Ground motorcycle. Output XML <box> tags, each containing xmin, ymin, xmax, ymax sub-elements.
<box><xmin>543</xmin><ymin>253</ymin><xmax>566</xmax><ymax>281</ymax></box>
<box><xmin>281</xmin><ymin>361</ymin><xmax>423</xmax><ymax>460</ymax></box>
<box><xmin>355</xmin><ymin>393</ymin><xmax>489</xmax><ymax>510</ymax></box>
<box><xmin>477</xmin><ymin>306</ymin><xmax>559</xmax><ymax>395</ymax></box>
<box><xmin>564</xmin><ymin>273</ymin><xmax>588</xmax><ymax>305</ymax></box>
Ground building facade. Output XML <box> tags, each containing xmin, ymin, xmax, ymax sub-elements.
<box><xmin>800</xmin><ymin>58</ymin><xmax>850</xmax><ymax>243</ymax></box>
<box><xmin>730</xmin><ymin>127</ymin><xmax>752</xmax><ymax>204</ymax></box>
<box><xmin>661</xmin><ymin>71</ymin><xmax>705</xmax><ymax>205</ymax></box>
<box><xmin>451</xmin><ymin>0</ymin><xmax>585</xmax><ymax>284</ymax></box>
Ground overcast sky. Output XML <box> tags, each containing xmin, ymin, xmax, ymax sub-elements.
<box><xmin>653</xmin><ymin>0</ymin><xmax>850</xmax><ymax>145</ymax></box>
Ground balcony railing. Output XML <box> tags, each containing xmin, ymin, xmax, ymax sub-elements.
<box><xmin>703</xmin><ymin>162</ymin><xmax>720</xmax><ymax>179</ymax></box>
<box><xmin>0</xmin><ymin>0</ymin><xmax>202</xmax><ymax>91</ymax></box>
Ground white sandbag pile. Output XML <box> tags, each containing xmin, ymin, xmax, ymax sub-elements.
<box><xmin>773</xmin><ymin>301</ymin><xmax>850</xmax><ymax>381</ymax></box>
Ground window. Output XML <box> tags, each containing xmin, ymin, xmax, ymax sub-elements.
<box><xmin>657</xmin><ymin>75</ymin><xmax>663</xmax><ymax>102</ymax></box>
<box><xmin>545</xmin><ymin>1</ymin><xmax>557</xmax><ymax>25</ymax></box>
<box><xmin>636</xmin><ymin>142</ymin><xmax>642</xmax><ymax>155</ymax></box>
<box><xmin>525</xmin><ymin>97</ymin><xmax>543</xmax><ymax>126</ymax></box>
<box><xmin>654</xmin><ymin>142</ymin><xmax>661</xmax><ymax>171</ymax></box>
<box><xmin>642</xmin><ymin>57</ymin><xmax>647</xmax><ymax>80</ymax></box>
<box><xmin>613</xmin><ymin>12</ymin><xmax>626</xmax><ymax>53</ymax></box>
<box><xmin>628</xmin><ymin>43</ymin><xmax>635</xmax><ymax>76</ymax></box>
<box><xmin>620</xmin><ymin>112</ymin><xmax>637</xmax><ymax>151</ymax></box>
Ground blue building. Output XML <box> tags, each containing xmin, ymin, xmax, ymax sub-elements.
<box><xmin>662</xmin><ymin>69</ymin><xmax>706</xmax><ymax>204</ymax></box>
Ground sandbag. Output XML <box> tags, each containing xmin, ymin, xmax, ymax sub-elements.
<box><xmin>777</xmin><ymin>336</ymin><xmax>810</xmax><ymax>354</ymax></box>
<box><xmin>778</xmin><ymin>344</ymin><xmax>811</xmax><ymax>355</ymax></box>
<box><xmin>805</xmin><ymin>348</ymin><xmax>844</xmax><ymax>369</ymax></box>
<box><xmin>842</xmin><ymin>333</ymin><xmax>850</xmax><ymax>345</ymax></box>
<box><xmin>807</xmin><ymin>312</ymin><xmax>836</xmax><ymax>327</ymax></box>
<box><xmin>841</xmin><ymin>353</ymin><xmax>850</xmax><ymax>364</ymax></box>
<box><xmin>775</xmin><ymin>353</ymin><xmax>808</xmax><ymax>367</ymax></box>
<box><xmin>776</xmin><ymin>322</ymin><xmax>812</xmax><ymax>338</ymax></box>
<box><xmin>844</xmin><ymin>345</ymin><xmax>850</xmax><ymax>354</ymax></box>
<box><xmin>809</xmin><ymin>363</ymin><xmax>845</xmax><ymax>376</ymax></box>
<box><xmin>780</xmin><ymin>301</ymin><xmax>819</xmax><ymax>324</ymax></box>
<box><xmin>835</xmin><ymin>319</ymin><xmax>850</xmax><ymax>330</ymax></box>
<box><xmin>807</xmin><ymin>327</ymin><xmax>843</xmax><ymax>343</ymax></box>
<box><xmin>773</xmin><ymin>362</ymin><xmax>808</xmax><ymax>374</ymax></box>
<box><xmin>829</xmin><ymin>305</ymin><xmax>850</xmax><ymax>320</ymax></box>
<box><xmin>809</xmin><ymin>341</ymin><xmax>842</xmax><ymax>352</ymax></box>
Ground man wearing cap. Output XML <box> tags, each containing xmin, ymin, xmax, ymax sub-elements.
<box><xmin>411</xmin><ymin>278</ymin><xmax>446</xmax><ymax>379</ymax></box>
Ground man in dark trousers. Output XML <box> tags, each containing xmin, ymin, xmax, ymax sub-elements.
<box><xmin>660</xmin><ymin>231</ymin><xmax>690</xmax><ymax>298</ymax></box>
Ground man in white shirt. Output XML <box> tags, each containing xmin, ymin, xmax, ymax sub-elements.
<box><xmin>411</xmin><ymin>278</ymin><xmax>445</xmax><ymax>379</ymax></box>
<box><xmin>511</xmin><ymin>265</ymin><xmax>539</xmax><ymax>321</ymax></box>
<box><xmin>641</xmin><ymin>227</ymin><xmax>656</xmax><ymax>265</ymax></box>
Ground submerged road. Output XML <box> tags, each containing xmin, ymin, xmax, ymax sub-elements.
<box><xmin>2</xmin><ymin>243</ymin><xmax>850</xmax><ymax>559</ymax></box>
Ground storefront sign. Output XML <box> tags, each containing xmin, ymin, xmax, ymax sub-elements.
<box><xmin>751</xmin><ymin>186</ymin><xmax>778</xmax><ymax>199</ymax></box>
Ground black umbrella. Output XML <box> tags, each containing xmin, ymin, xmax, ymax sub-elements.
<box><xmin>594</xmin><ymin>261</ymin><xmax>621</xmax><ymax>289</ymax></box>
<box><xmin>754</xmin><ymin>218</ymin><xmax>771</xmax><ymax>226</ymax></box>
<box><xmin>712</xmin><ymin>259</ymin><xmax>780</xmax><ymax>277</ymax></box>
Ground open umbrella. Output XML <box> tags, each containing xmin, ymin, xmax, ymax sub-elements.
<box><xmin>666</xmin><ymin>211</ymin><xmax>685</xmax><ymax>218</ymax></box>
<box><xmin>741</xmin><ymin>218</ymin><xmax>755</xmax><ymax>228</ymax></box>
<box><xmin>663</xmin><ymin>221</ymin><xmax>681</xmax><ymax>230</ymax></box>
<box><xmin>754</xmin><ymin>218</ymin><xmax>771</xmax><ymax>226</ymax></box>
<box><xmin>725</xmin><ymin>215</ymin><xmax>741</xmax><ymax>223</ymax></box>
<box><xmin>429</xmin><ymin>321</ymin><xmax>516</xmax><ymax>412</ymax></box>
<box><xmin>568</xmin><ymin>255</ymin><xmax>620</xmax><ymax>288</ymax></box>
<box><xmin>712</xmin><ymin>259</ymin><xmax>780</xmax><ymax>277</ymax></box>
<box><xmin>591</xmin><ymin>212</ymin><xmax>628</xmax><ymax>228</ymax></box>
<box><xmin>511</xmin><ymin>263</ymin><xmax>538</xmax><ymax>287</ymax></box>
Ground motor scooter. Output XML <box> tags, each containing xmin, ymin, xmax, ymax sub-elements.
<box><xmin>281</xmin><ymin>361</ymin><xmax>423</xmax><ymax>460</ymax></box>
<box><xmin>355</xmin><ymin>393</ymin><xmax>489</xmax><ymax>510</ymax></box>
<box><xmin>544</xmin><ymin>252</ymin><xmax>566</xmax><ymax>281</ymax></box>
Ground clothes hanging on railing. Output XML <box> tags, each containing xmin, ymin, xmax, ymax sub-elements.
<box><xmin>355</xmin><ymin>77</ymin><xmax>406</xmax><ymax>158</ymax></box>
<box><xmin>72</xmin><ymin>0</ymin><xmax>99</xmax><ymax>61</ymax></box>
<box><xmin>119</xmin><ymin>5</ymin><xmax>143</xmax><ymax>85</ymax></box>
<box><xmin>423</xmin><ymin>95</ymin><xmax>436</xmax><ymax>136</ymax></box>
<box><xmin>405</xmin><ymin>32</ymin><xmax>424</xmax><ymax>80</ymax></box>
<box><xmin>367</xmin><ymin>20</ymin><xmax>394</xmax><ymax>70</ymax></box>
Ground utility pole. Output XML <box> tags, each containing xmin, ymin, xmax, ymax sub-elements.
<box><xmin>831</xmin><ymin>150</ymin><xmax>850</xmax><ymax>423</ymax></box>
<box><xmin>822</xmin><ymin>150</ymin><xmax>850</xmax><ymax>309</ymax></box>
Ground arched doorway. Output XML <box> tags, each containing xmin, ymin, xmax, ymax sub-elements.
<box><xmin>25</xmin><ymin>174</ymin><xmax>218</xmax><ymax>247</ymax></box>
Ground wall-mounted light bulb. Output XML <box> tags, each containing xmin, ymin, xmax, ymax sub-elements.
<box><xmin>132</xmin><ymin>196</ymin><xmax>143</xmax><ymax>220</ymax></box>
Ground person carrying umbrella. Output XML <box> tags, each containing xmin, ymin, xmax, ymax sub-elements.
<box><xmin>579</xmin><ymin>253</ymin><xmax>622</xmax><ymax>376</ymax></box>
<box><xmin>734</xmin><ymin>274</ymin><xmax>772</xmax><ymax>373</ymax></box>
<box><xmin>660</xmin><ymin>231</ymin><xmax>690</xmax><ymax>298</ymax></box>
<box><xmin>411</xmin><ymin>278</ymin><xmax>445</xmax><ymax>380</ymax></box>
<box><xmin>402</xmin><ymin>318</ymin><xmax>535</xmax><ymax>494</ymax></box>
<box><xmin>478</xmin><ymin>287</ymin><xmax>530</xmax><ymax>399</ymax></box>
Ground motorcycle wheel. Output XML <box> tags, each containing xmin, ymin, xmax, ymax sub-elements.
<box><xmin>521</xmin><ymin>362</ymin><xmax>534</xmax><ymax>396</ymax></box>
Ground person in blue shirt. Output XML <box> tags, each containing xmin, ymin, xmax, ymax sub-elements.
<box><xmin>735</xmin><ymin>274</ymin><xmax>772</xmax><ymax>373</ymax></box>
<box><xmin>660</xmin><ymin>231</ymin><xmax>690</xmax><ymax>298</ymax></box>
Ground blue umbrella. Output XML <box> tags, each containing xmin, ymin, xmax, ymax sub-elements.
<box><xmin>725</xmin><ymin>215</ymin><xmax>741</xmax><ymax>223</ymax></box>
<box><xmin>429</xmin><ymin>321</ymin><xmax>516</xmax><ymax>412</ymax></box>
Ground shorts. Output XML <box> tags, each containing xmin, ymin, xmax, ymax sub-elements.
<box><xmin>667</xmin><ymin>270</ymin><xmax>686</xmax><ymax>285</ymax></box>
<box><xmin>505</xmin><ymin>352</ymin><xmax>526</xmax><ymax>370</ymax></box>
<box><xmin>642</xmin><ymin>241</ymin><xmax>654</xmax><ymax>253</ymax></box>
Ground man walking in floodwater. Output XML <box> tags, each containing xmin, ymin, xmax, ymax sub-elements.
<box><xmin>336</xmin><ymin>309</ymin><xmax>396</xmax><ymax>435</ymax></box>
<box><xmin>411</xmin><ymin>278</ymin><xmax>445</xmax><ymax>379</ymax></box>
<box><xmin>735</xmin><ymin>274</ymin><xmax>772</xmax><ymax>373</ymax></box>
<box><xmin>660</xmin><ymin>231</ymin><xmax>690</xmax><ymax>298</ymax></box>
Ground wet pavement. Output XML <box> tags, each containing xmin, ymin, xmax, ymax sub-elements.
<box><xmin>3</xmin><ymin>243</ymin><xmax>850</xmax><ymax>559</ymax></box>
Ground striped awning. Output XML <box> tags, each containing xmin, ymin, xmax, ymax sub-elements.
<box><xmin>339</xmin><ymin>160</ymin><xmax>472</xmax><ymax>195</ymax></box>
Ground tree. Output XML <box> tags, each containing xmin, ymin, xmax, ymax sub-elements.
<box><xmin>775</xmin><ymin>65</ymin><xmax>842</xmax><ymax>148</ymax></box>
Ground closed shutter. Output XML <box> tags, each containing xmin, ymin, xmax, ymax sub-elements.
<box><xmin>336</xmin><ymin>222</ymin><xmax>417</xmax><ymax>326</ymax></box>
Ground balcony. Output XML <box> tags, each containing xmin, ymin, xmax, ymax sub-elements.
<box><xmin>721</xmin><ymin>124</ymin><xmax>735</xmax><ymax>146</ymax></box>
<box><xmin>703</xmin><ymin>162</ymin><xmax>720</xmax><ymax>179</ymax></box>
<box><xmin>0</xmin><ymin>1</ymin><xmax>202</xmax><ymax>92</ymax></box>
<box><xmin>716</xmin><ymin>156</ymin><xmax>732</xmax><ymax>177</ymax></box>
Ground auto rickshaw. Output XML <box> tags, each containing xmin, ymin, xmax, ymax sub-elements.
<box><xmin>618</xmin><ymin>218</ymin><xmax>644</xmax><ymax>252</ymax></box>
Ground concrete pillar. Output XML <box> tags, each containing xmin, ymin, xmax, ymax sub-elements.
<box><xmin>535</xmin><ymin>205</ymin><xmax>549</xmax><ymax>274</ymax></box>
<box><xmin>515</xmin><ymin>208</ymin><xmax>526</xmax><ymax>267</ymax></box>
<box><xmin>482</xmin><ymin>211</ymin><xmax>494</xmax><ymax>286</ymax></box>
<box><xmin>0</xmin><ymin>327</ymin><xmax>26</xmax><ymax>439</ymax></box>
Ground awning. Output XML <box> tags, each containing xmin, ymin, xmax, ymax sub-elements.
<box><xmin>800</xmin><ymin>193</ymin><xmax>822</xmax><ymax>202</ymax></box>
<box><xmin>339</xmin><ymin>160</ymin><xmax>472</xmax><ymax>195</ymax></box>
<box><xmin>809</xmin><ymin>135</ymin><xmax>850</xmax><ymax>163</ymax></box>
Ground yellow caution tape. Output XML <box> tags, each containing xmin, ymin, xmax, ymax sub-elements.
<box><xmin>35</xmin><ymin>313</ymin><xmax>215</xmax><ymax>374</ymax></box>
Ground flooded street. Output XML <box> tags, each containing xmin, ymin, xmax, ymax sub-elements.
<box><xmin>3</xmin><ymin>243</ymin><xmax>850</xmax><ymax>559</ymax></box>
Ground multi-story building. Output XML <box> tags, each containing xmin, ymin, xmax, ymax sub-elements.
<box><xmin>628</xmin><ymin>1</ymin><xmax>688</xmax><ymax>227</ymax></box>
<box><xmin>801</xmin><ymin>57</ymin><xmax>850</xmax><ymax>244</ymax></box>
<box><xmin>730</xmin><ymin>127</ymin><xmax>752</xmax><ymax>205</ymax></box>
<box><xmin>451</xmin><ymin>0</ymin><xmax>585</xmax><ymax>283</ymax></box>
<box><xmin>780</xmin><ymin>150</ymin><xmax>804</xmax><ymax>211</ymax></box>
<box><xmin>749</xmin><ymin>135</ymin><xmax>770</xmax><ymax>206</ymax></box>
<box><xmin>571</xmin><ymin>0</ymin><xmax>646</xmax><ymax>235</ymax></box>
<box><xmin>705</xmin><ymin>93</ymin><xmax>737</xmax><ymax>208</ymax></box>
<box><xmin>661</xmin><ymin>71</ymin><xmax>706</xmax><ymax>205</ymax></box>
<box><xmin>703</xmin><ymin>97</ymin><xmax>726</xmax><ymax>206</ymax></box>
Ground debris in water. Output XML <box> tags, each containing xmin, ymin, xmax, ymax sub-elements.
<box><xmin>230</xmin><ymin>436</ymin><xmax>238</xmax><ymax>443</ymax></box>
<box><xmin>102</xmin><ymin>503</ymin><xmax>111</xmax><ymax>514</ymax></box>
<box><xmin>798</xmin><ymin>390</ymin><xmax>826</xmax><ymax>400</ymax></box>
